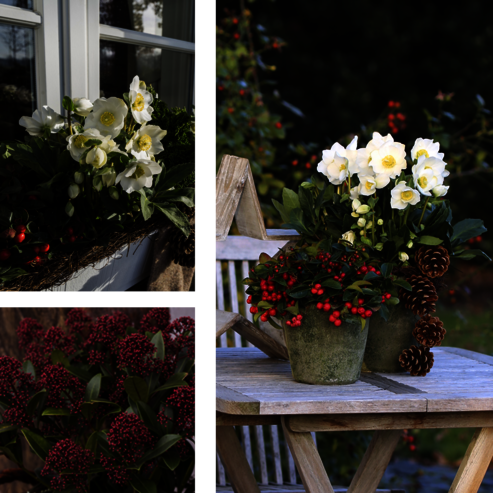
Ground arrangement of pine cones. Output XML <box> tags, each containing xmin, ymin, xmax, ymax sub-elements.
<box><xmin>399</xmin><ymin>345</ymin><xmax>435</xmax><ymax>377</ymax></box>
<box><xmin>398</xmin><ymin>245</ymin><xmax>450</xmax><ymax>376</ymax></box>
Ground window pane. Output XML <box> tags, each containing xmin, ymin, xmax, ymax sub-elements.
<box><xmin>0</xmin><ymin>23</ymin><xmax>36</xmax><ymax>140</ymax></box>
<box><xmin>100</xmin><ymin>0</ymin><xmax>194</xmax><ymax>42</ymax></box>
<box><xmin>0</xmin><ymin>0</ymin><xmax>33</xmax><ymax>8</ymax></box>
<box><xmin>100</xmin><ymin>40</ymin><xmax>194</xmax><ymax>111</ymax></box>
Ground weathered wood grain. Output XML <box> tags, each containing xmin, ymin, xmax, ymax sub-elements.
<box><xmin>216</xmin><ymin>486</ymin><xmax>405</xmax><ymax>492</ymax></box>
<box><xmin>216</xmin><ymin>155</ymin><xmax>250</xmax><ymax>241</ymax></box>
<box><xmin>360</xmin><ymin>373</ymin><xmax>427</xmax><ymax>394</ymax></box>
<box><xmin>216</xmin><ymin>426</ymin><xmax>261</xmax><ymax>493</ymax></box>
<box><xmin>281</xmin><ymin>417</ymin><xmax>335</xmax><ymax>493</ymax></box>
<box><xmin>217</xmin><ymin>310</ymin><xmax>241</xmax><ymax>338</ymax></box>
<box><xmin>347</xmin><ymin>430</ymin><xmax>402</xmax><ymax>493</ymax></box>
<box><xmin>216</xmin><ymin>411</ymin><xmax>280</xmax><ymax>427</ymax></box>
<box><xmin>217</xmin><ymin>383</ymin><xmax>260</xmax><ymax>415</ymax></box>
<box><xmin>285</xmin><ymin>411</ymin><xmax>493</xmax><ymax>433</ymax></box>
<box><xmin>440</xmin><ymin>346</ymin><xmax>493</xmax><ymax>366</ymax></box>
<box><xmin>449</xmin><ymin>427</ymin><xmax>493</xmax><ymax>493</ymax></box>
<box><xmin>216</xmin><ymin>236</ymin><xmax>289</xmax><ymax>261</ymax></box>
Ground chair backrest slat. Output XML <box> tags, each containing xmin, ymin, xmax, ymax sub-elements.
<box><xmin>227</xmin><ymin>260</ymin><xmax>242</xmax><ymax>347</ymax></box>
<box><xmin>216</xmin><ymin>261</ymin><xmax>228</xmax><ymax>347</ymax></box>
<box><xmin>254</xmin><ymin>425</ymin><xmax>269</xmax><ymax>484</ymax></box>
<box><xmin>270</xmin><ymin>425</ymin><xmax>284</xmax><ymax>485</ymax></box>
<box><xmin>241</xmin><ymin>425</ymin><xmax>254</xmax><ymax>469</ymax></box>
<box><xmin>217</xmin><ymin>453</ymin><xmax>226</xmax><ymax>485</ymax></box>
<box><xmin>241</xmin><ymin>260</ymin><xmax>253</xmax><ymax>323</ymax></box>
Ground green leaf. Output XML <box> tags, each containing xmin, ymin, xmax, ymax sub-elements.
<box><xmin>272</xmin><ymin>199</ymin><xmax>290</xmax><ymax>224</ymax></box>
<box><xmin>151</xmin><ymin>332</ymin><xmax>165</xmax><ymax>361</ymax></box>
<box><xmin>124</xmin><ymin>376</ymin><xmax>149</xmax><ymax>403</ymax></box>
<box><xmin>267</xmin><ymin>317</ymin><xmax>283</xmax><ymax>330</ymax></box>
<box><xmin>26</xmin><ymin>390</ymin><xmax>47</xmax><ymax>416</ymax></box>
<box><xmin>455</xmin><ymin>249</ymin><xmax>492</xmax><ymax>261</ymax></box>
<box><xmin>380</xmin><ymin>263</ymin><xmax>394</xmax><ymax>278</ymax></box>
<box><xmin>162</xmin><ymin>162</ymin><xmax>194</xmax><ymax>189</ymax></box>
<box><xmin>152</xmin><ymin>373</ymin><xmax>188</xmax><ymax>394</ymax></box>
<box><xmin>84</xmin><ymin>138</ymin><xmax>103</xmax><ymax>147</ymax></box>
<box><xmin>85</xmin><ymin>373</ymin><xmax>102</xmax><ymax>402</ymax></box>
<box><xmin>154</xmin><ymin>203</ymin><xmax>190</xmax><ymax>236</ymax></box>
<box><xmin>393</xmin><ymin>279</ymin><xmax>412</xmax><ymax>291</ymax></box>
<box><xmin>42</xmin><ymin>407</ymin><xmax>71</xmax><ymax>416</ymax></box>
<box><xmin>62</xmin><ymin>95</ymin><xmax>75</xmax><ymax>112</ymax></box>
<box><xmin>0</xmin><ymin>424</ymin><xmax>17</xmax><ymax>434</ymax></box>
<box><xmin>140</xmin><ymin>192</ymin><xmax>154</xmax><ymax>221</ymax></box>
<box><xmin>451</xmin><ymin>219</ymin><xmax>487</xmax><ymax>243</ymax></box>
<box><xmin>138</xmin><ymin>434</ymin><xmax>182</xmax><ymax>465</ymax></box>
<box><xmin>282</xmin><ymin>188</ymin><xmax>301</xmax><ymax>215</ymax></box>
<box><xmin>387</xmin><ymin>297</ymin><xmax>400</xmax><ymax>305</ymax></box>
<box><xmin>137</xmin><ymin>401</ymin><xmax>160</xmax><ymax>434</ymax></box>
<box><xmin>130</xmin><ymin>477</ymin><xmax>157</xmax><ymax>493</ymax></box>
<box><xmin>22</xmin><ymin>429</ymin><xmax>52</xmax><ymax>460</ymax></box>
<box><xmin>163</xmin><ymin>451</ymin><xmax>181</xmax><ymax>470</ymax></box>
<box><xmin>363</xmin><ymin>272</ymin><xmax>380</xmax><ymax>281</ymax></box>
<box><xmin>85</xmin><ymin>432</ymin><xmax>99</xmax><ymax>454</ymax></box>
<box><xmin>22</xmin><ymin>360</ymin><xmax>35</xmax><ymax>378</ymax></box>
<box><xmin>321</xmin><ymin>279</ymin><xmax>342</xmax><ymax>289</ymax></box>
<box><xmin>346</xmin><ymin>283</ymin><xmax>363</xmax><ymax>293</ymax></box>
<box><xmin>417</xmin><ymin>235</ymin><xmax>443</xmax><ymax>246</ymax></box>
<box><xmin>51</xmin><ymin>350</ymin><xmax>70</xmax><ymax>368</ymax></box>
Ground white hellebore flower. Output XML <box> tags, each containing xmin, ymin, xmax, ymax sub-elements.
<box><xmin>116</xmin><ymin>151</ymin><xmax>162</xmax><ymax>194</ymax></box>
<box><xmin>370</xmin><ymin>143</ymin><xmax>407</xmax><ymax>179</ymax></box>
<box><xmin>126</xmin><ymin>124</ymin><xmax>167</xmax><ymax>157</ymax></box>
<box><xmin>72</xmin><ymin>97</ymin><xmax>93</xmax><ymax>117</ymax></box>
<box><xmin>398</xmin><ymin>252</ymin><xmax>409</xmax><ymax>262</ymax></box>
<box><xmin>432</xmin><ymin>185</ymin><xmax>449</xmax><ymax>197</ymax></box>
<box><xmin>86</xmin><ymin>147</ymin><xmax>107</xmax><ymax>169</ymax></box>
<box><xmin>410</xmin><ymin>138</ymin><xmax>444</xmax><ymax>162</ymax></box>
<box><xmin>66</xmin><ymin>128</ymin><xmax>104</xmax><ymax>162</ymax></box>
<box><xmin>390</xmin><ymin>181</ymin><xmax>420</xmax><ymax>210</ymax></box>
<box><xmin>129</xmin><ymin>75</ymin><xmax>154</xmax><ymax>124</ymax></box>
<box><xmin>358</xmin><ymin>174</ymin><xmax>390</xmax><ymax>196</ymax></box>
<box><xmin>317</xmin><ymin>136</ymin><xmax>358</xmax><ymax>185</ymax></box>
<box><xmin>357</xmin><ymin>218</ymin><xmax>366</xmax><ymax>227</ymax></box>
<box><xmin>84</xmin><ymin>97</ymin><xmax>128</xmax><ymax>138</ymax></box>
<box><xmin>412</xmin><ymin>157</ymin><xmax>444</xmax><ymax>196</ymax></box>
<box><xmin>19</xmin><ymin>106</ymin><xmax>64</xmax><ymax>136</ymax></box>
<box><xmin>341</xmin><ymin>230</ymin><xmax>356</xmax><ymax>245</ymax></box>
<box><xmin>356</xmin><ymin>204</ymin><xmax>370</xmax><ymax>214</ymax></box>
<box><xmin>355</xmin><ymin>132</ymin><xmax>395</xmax><ymax>175</ymax></box>
<box><xmin>350</xmin><ymin>185</ymin><xmax>360</xmax><ymax>200</ymax></box>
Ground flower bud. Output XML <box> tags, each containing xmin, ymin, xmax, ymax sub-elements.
<box><xmin>377</xmin><ymin>219</ymin><xmax>384</xmax><ymax>226</ymax></box>
<box><xmin>352</xmin><ymin>199</ymin><xmax>361</xmax><ymax>210</ymax></box>
<box><xmin>360</xmin><ymin>230</ymin><xmax>365</xmax><ymax>235</ymax></box>
<box><xmin>357</xmin><ymin>218</ymin><xmax>366</xmax><ymax>227</ymax></box>
<box><xmin>341</xmin><ymin>230</ymin><xmax>355</xmax><ymax>245</ymax></box>
<box><xmin>375</xmin><ymin>243</ymin><xmax>384</xmax><ymax>251</ymax></box>
<box><xmin>101</xmin><ymin>168</ymin><xmax>116</xmax><ymax>187</ymax></box>
<box><xmin>407</xmin><ymin>240</ymin><xmax>413</xmax><ymax>248</ymax></box>
<box><xmin>109</xmin><ymin>186</ymin><xmax>119</xmax><ymax>200</ymax></box>
<box><xmin>74</xmin><ymin>171</ymin><xmax>84</xmax><ymax>184</ymax></box>
<box><xmin>72</xmin><ymin>97</ymin><xmax>93</xmax><ymax>117</ymax></box>
<box><xmin>86</xmin><ymin>147</ymin><xmax>107</xmax><ymax>169</ymax></box>
<box><xmin>93</xmin><ymin>175</ymin><xmax>103</xmax><ymax>192</ymax></box>
<box><xmin>351</xmin><ymin>212</ymin><xmax>359</xmax><ymax>218</ymax></box>
<box><xmin>365</xmin><ymin>221</ymin><xmax>373</xmax><ymax>230</ymax></box>
<box><xmin>68</xmin><ymin>183</ymin><xmax>80</xmax><ymax>199</ymax></box>
<box><xmin>432</xmin><ymin>185</ymin><xmax>449</xmax><ymax>197</ymax></box>
<box><xmin>356</xmin><ymin>205</ymin><xmax>370</xmax><ymax>214</ymax></box>
<box><xmin>398</xmin><ymin>252</ymin><xmax>409</xmax><ymax>262</ymax></box>
<box><xmin>65</xmin><ymin>201</ymin><xmax>74</xmax><ymax>217</ymax></box>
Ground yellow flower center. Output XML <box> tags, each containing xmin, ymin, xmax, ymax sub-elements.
<box><xmin>365</xmin><ymin>180</ymin><xmax>373</xmax><ymax>191</ymax></box>
<box><xmin>100</xmin><ymin>112</ymin><xmax>115</xmax><ymax>126</ymax></box>
<box><xmin>382</xmin><ymin>155</ymin><xmax>396</xmax><ymax>168</ymax></box>
<box><xmin>132</xmin><ymin>93</ymin><xmax>145</xmax><ymax>112</ymax></box>
<box><xmin>401</xmin><ymin>190</ymin><xmax>414</xmax><ymax>201</ymax></box>
<box><xmin>138</xmin><ymin>134</ymin><xmax>152</xmax><ymax>151</ymax></box>
<box><xmin>416</xmin><ymin>149</ymin><xmax>429</xmax><ymax>159</ymax></box>
<box><xmin>418</xmin><ymin>176</ymin><xmax>428</xmax><ymax>188</ymax></box>
<box><xmin>131</xmin><ymin>165</ymin><xmax>146</xmax><ymax>179</ymax></box>
<box><xmin>74</xmin><ymin>135</ymin><xmax>88</xmax><ymax>149</ymax></box>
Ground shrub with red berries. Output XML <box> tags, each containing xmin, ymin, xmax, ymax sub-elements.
<box><xmin>244</xmin><ymin>243</ymin><xmax>402</xmax><ymax>330</ymax></box>
<box><xmin>0</xmin><ymin>308</ymin><xmax>195</xmax><ymax>492</ymax></box>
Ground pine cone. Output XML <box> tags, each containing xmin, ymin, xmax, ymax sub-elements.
<box><xmin>400</xmin><ymin>274</ymin><xmax>438</xmax><ymax>316</ymax></box>
<box><xmin>399</xmin><ymin>345</ymin><xmax>434</xmax><ymax>376</ymax></box>
<box><xmin>413</xmin><ymin>314</ymin><xmax>446</xmax><ymax>348</ymax></box>
<box><xmin>415</xmin><ymin>245</ymin><xmax>450</xmax><ymax>278</ymax></box>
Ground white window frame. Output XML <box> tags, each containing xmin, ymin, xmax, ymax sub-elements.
<box><xmin>0</xmin><ymin>0</ymin><xmax>195</xmax><ymax>112</ymax></box>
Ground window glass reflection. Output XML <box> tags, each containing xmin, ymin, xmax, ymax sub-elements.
<box><xmin>0</xmin><ymin>23</ymin><xmax>36</xmax><ymax>141</ymax></box>
<box><xmin>100</xmin><ymin>0</ymin><xmax>194</xmax><ymax>42</ymax></box>
<box><xmin>0</xmin><ymin>0</ymin><xmax>33</xmax><ymax>8</ymax></box>
<box><xmin>100</xmin><ymin>41</ymin><xmax>194</xmax><ymax>112</ymax></box>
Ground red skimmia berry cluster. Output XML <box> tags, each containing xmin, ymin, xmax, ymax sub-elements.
<box><xmin>117</xmin><ymin>333</ymin><xmax>157</xmax><ymax>376</ymax></box>
<box><xmin>41</xmin><ymin>439</ymin><xmax>94</xmax><ymax>492</ymax></box>
<box><xmin>387</xmin><ymin>100</ymin><xmax>406</xmax><ymax>134</ymax></box>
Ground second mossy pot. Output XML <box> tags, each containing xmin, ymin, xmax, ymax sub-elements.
<box><xmin>283</xmin><ymin>304</ymin><xmax>370</xmax><ymax>385</ymax></box>
<box><xmin>363</xmin><ymin>303</ymin><xmax>417</xmax><ymax>373</ymax></box>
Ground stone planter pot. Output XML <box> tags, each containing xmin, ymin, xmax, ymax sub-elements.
<box><xmin>283</xmin><ymin>304</ymin><xmax>370</xmax><ymax>385</ymax></box>
<box><xmin>363</xmin><ymin>304</ymin><xmax>418</xmax><ymax>373</ymax></box>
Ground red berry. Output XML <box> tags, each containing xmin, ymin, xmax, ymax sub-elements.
<box><xmin>388</xmin><ymin>114</ymin><xmax>395</xmax><ymax>121</ymax></box>
<box><xmin>218</xmin><ymin>85</ymin><xmax>224</xmax><ymax>91</ymax></box>
<box><xmin>395</xmin><ymin>102</ymin><xmax>401</xmax><ymax>108</ymax></box>
<box><xmin>317</xmin><ymin>289</ymin><xmax>324</xmax><ymax>295</ymax></box>
<box><xmin>365</xmin><ymin>310</ymin><xmax>373</xmax><ymax>317</ymax></box>
<box><xmin>67</xmin><ymin>227</ymin><xmax>74</xmax><ymax>234</ymax></box>
<box><xmin>69</xmin><ymin>235</ymin><xmax>76</xmax><ymax>242</ymax></box>
<box><xmin>15</xmin><ymin>233</ymin><xmax>25</xmax><ymax>243</ymax></box>
<box><xmin>275</xmin><ymin>122</ymin><xmax>282</xmax><ymax>129</ymax></box>
<box><xmin>409</xmin><ymin>444</ymin><xmax>416</xmax><ymax>451</ymax></box>
<box><xmin>311</xmin><ymin>288</ymin><xmax>318</xmax><ymax>294</ymax></box>
<box><xmin>297</xmin><ymin>315</ymin><xmax>302</xmax><ymax>320</ymax></box>
<box><xmin>250</xmin><ymin>307</ymin><xmax>258</xmax><ymax>314</ymax></box>
<box><xmin>316</xmin><ymin>302</ymin><xmax>323</xmax><ymax>310</ymax></box>
<box><xmin>291</xmin><ymin>160</ymin><xmax>298</xmax><ymax>166</ymax></box>
<box><xmin>33</xmin><ymin>256</ymin><xmax>41</xmax><ymax>263</ymax></box>
<box><xmin>234</xmin><ymin>33</ymin><xmax>240</xmax><ymax>39</ymax></box>
<box><xmin>476</xmin><ymin>236</ymin><xmax>482</xmax><ymax>242</ymax></box>
<box><xmin>385</xmin><ymin>293</ymin><xmax>392</xmax><ymax>299</ymax></box>
<box><xmin>358</xmin><ymin>307</ymin><xmax>365</xmax><ymax>315</ymax></box>
<box><xmin>323</xmin><ymin>303</ymin><xmax>331</xmax><ymax>312</ymax></box>
<box><xmin>0</xmin><ymin>249</ymin><xmax>10</xmax><ymax>261</ymax></box>
<box><xmin>334</xmin><ymin>319</ymin><xmax>342</xmax><ymax>327</ymax></box>
<box><xmin>269</xmin><ymin>309</ymin><xmax>277</xmax><ymax>316</ymax></box>
<box><xmin>345</xmin><ymin>302</ymin><xmax>352</xmax><ymax>309</ymax></box>
<box><xmin>333</xmin><ymin>311</ymin><xmax>340</xmax><ymax>318</ymax></box>
<box><xmin>314</xmin><ymin>284</ymin><xmax>321</xmax><ymax>289</ymax></box>
<box><xmin>34</xmin><ymin>246</ymin><xmax>40</xmax><ymax>254</ymax></box>
<box><xmin>329</xmin><ymin>315</ymin><xmax>335</xmax><ymax>322</ymax></box>
<box><xmin>15</xmin><ymin>225</ymin><xmax>26</xmax><ymax>233</ymax></box>
<box><xmin>247</xmin><ymin>295</ymin><xmax>252</xmax><ymax>304</ymax></box>
<box><xmin>396</xmin><ymin>112</ymin><xmax>405</xmax><ymax>121</ymax></box>
<box><xmin>232</xmin><ymin>17</ymin><xmax>239</xmax><ymax>24</ymax></box>
<box><xmin>358</xmin><ymin>299</ymin><xmax>364</xmax><ymax>305</ymax></box>
<box><xmin>388</xmin><ymin>101</ymin><xmax>395</xmax><ymax>107</ymax></box>
<box><xmin>228</xmin><ymin>107</ymin><xmax>234</xmax><ymax>113</ymax></box>
<box><xmin>351</xmin><ymin>307</ymin><xmax>358</xmax><ymax>315</ymax></box>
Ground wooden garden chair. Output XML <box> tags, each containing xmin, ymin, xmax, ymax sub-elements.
<box><xmin>216</xmin><ymin>236</ymin><xmax>407</xmax><ymax>493</ymax></box>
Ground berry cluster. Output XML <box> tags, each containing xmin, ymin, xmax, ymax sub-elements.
<box><xmin>117</xmin><ymin>333</ymin><xmax>157</xmax><ymax>377</ymax></box>
<box><xmin>387</xmin><ymin>101</ymin><xmax>406</xmax><ymax>134</ymax></box>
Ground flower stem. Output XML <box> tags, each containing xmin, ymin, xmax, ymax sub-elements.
<box><xmin>67</xmin><ymin>110</ymin><xmax>73</xmax><ymax>135</ymax></box>
<box><xmin>417</xmin><ymin>197</ymin><xmax>430</xmax><ymax>227</ymax></box>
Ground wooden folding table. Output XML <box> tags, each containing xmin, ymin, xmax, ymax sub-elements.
<box><xmin>217</xmin><ymin>346</ymin><xmax>493</xmax><ymax>493</ymax></box>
